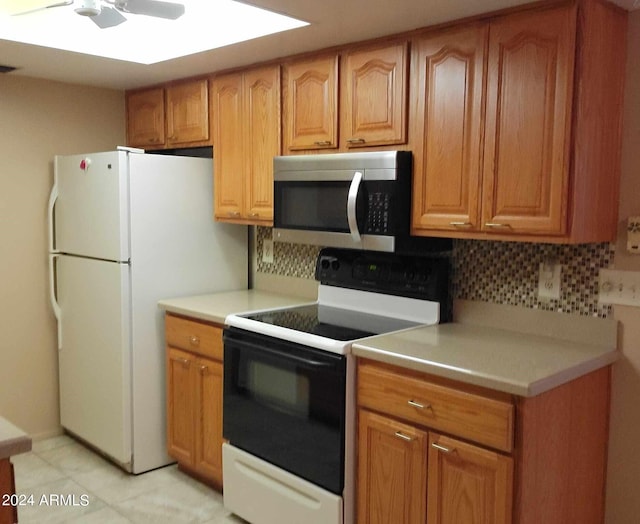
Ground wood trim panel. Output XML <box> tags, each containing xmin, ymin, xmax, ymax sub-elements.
<box><xmin>165</xmin><ymin>314</ymin><xmax>223</xmax><ymax>360</ymax></box>
<box><xmin>567</xmin><ymin>0</ymin><xmax>627</xmax><ymax>242</ymax></box>
<box><xmin>513</xmin><ymin>365</ymin><xmax>611</xmax><ymax>524</ymax></box>
<box><xmin>357</xmin><ymin>359</ymin><xmax>515</xmax><ymax>453</ymax></box>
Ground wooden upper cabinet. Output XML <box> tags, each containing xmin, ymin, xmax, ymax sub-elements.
<box><xmin>411</xmin><ymin>24</ymin><xmax>487</xmax><ymax>232</ymax></box>
<box><xmin>166</xmin><ymin>79</ymin><xmax>210</xmax><ymax>146</ymax></box>
<box><xmin>284</xmin><ymin>55</ymin><xmax>338</xmax><ymax>151</ymax></box>
<box><xmin>342</xmin><ymin>42</ymin><xmax>408</xmax><ymax>148</ymax></box>
<box><xmin>481</xmin><ymin>6</ymin><xmax>575</xmax><ymax>236</ymax></box>
<box><xmin>212</xmin><ymin>73</ymin><xmax>244</xmax><ymax>220</ymax></box>
<box><xmin>126</xmin><ymin>88</ymin><xmax>165</xmax><ymax>148</ymax></box>
<box><xmin>427</xmin><ymin>433</ymin><xmax>513</xmax><ymax>524</ymax></box>
<box><xmin>212</xmin><ymin>65</ymin><xmax>280</xmax><ymax>224</ymax></box>
<box><xmin>244</xmin><ymin>66</ymin><xmax>280</xmax><ymax>222</ymax></box>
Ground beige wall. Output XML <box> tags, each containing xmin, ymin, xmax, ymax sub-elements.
<box><xmin>0</xmin><ymin>75</ymin><xmax>125</xmax><ymax>439</ymax></box>
<box><xmin>606</xmin><ymin>9</ymin><xmax>640</xmax><ymax>524</ymax></box>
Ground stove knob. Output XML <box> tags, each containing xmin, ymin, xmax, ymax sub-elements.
<box><xmin>321</xmin><ymin>259</ymin><xmax>330</xmax><ymax>270</ymax></box>
<box><xmin>331</xmin><ymin>260</ymin><xmax>341</xmax><ymax>271</ymax></box>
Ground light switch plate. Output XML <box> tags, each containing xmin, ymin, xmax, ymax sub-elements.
<box><xmin>627</xmin><ymin>216</ymin><xmax>640</xmax><ymax>254</ymax></box>
<box><xmin>598</xmin><ymin>268</ymin><xmax>640</xmax><ymax>307</ymax></box>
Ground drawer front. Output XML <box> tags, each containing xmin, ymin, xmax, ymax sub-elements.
<box><xmin>357</xmin><ymin>360</ymin><xmax>514</xmax><ymax>452</ymax></box>
<box><xmin>165</xmin><ymin>314</ymin><xmax>223</xmax><ymax>360</ymax></box>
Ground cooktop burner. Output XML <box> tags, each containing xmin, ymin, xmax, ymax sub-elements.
<box><xmin>243</xmin><ymin>303</ymin><xmax>418</xmax><ymax>341</ymax></box>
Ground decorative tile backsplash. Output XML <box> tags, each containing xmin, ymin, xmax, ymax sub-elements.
<box><xmin>256</xmin><ymin>227</ymin><xmax>614</xmax><ymax>318</ymax></box>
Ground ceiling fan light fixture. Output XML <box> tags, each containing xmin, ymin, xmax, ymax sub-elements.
<box><xmin>74</xmin><ymin>0</ymin><xmax>101</xmax><ymax>16</ymax></box>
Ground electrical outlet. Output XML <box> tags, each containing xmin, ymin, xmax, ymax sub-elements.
<box><xmin>538</xmin><ymin>261</ymin><xmax>562</xmax><ymax>300</ymax></box>
<box><xmin>598</xmin><ymin>269</ymin><xmax>640</xmax><ymax>306</ymax></box>
<box><xmin>262</xmin><ymin>239</ymin><xmax>274</xmax><ymax>264</ymax></box>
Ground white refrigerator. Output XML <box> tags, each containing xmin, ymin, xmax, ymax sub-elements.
<box><xmin>47</xmin><ymin>148</ymin><xmax>248</xmax><ymax>473</ymax></box>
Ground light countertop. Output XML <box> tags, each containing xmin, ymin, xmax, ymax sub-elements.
<box><xmin>352</xmin><ymin>322</ymin><xmax>618</xmax><ymax>397</ymax></box>
<box><xmin>158</xmin><ymin>289</ymin><xmax>313</xmax><ymax>325</ymax></box>
<box><xmin>0</xmin><ymin>417</ymin><xmax>31</xmax><ymax>460</ymax></box>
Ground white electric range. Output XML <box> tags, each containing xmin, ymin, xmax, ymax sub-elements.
<box><xmin>222</xmin><ymin>248</ymin><xmax>450</xmax><ymax>524</ymax></box>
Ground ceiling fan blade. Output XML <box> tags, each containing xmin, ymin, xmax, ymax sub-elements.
<box><xmin>8</xmin><ymin>0</ymin><xmax>72</xmax><ymax>16</ymax></box>
<box><xmin>117</xmin><ymin>0</ymin><xmax>184</xmax><ymax>20</ymax></box>
<box><xmin>90</xmin><ymin>5</ymin><xmax>126</xmax><ymax>28</ymax></box>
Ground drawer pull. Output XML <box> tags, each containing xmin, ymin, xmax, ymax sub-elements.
<box><xmin>395</xmin><ymin>431</ymin><xmax>414</xmax><ymax>442</ymax></box>
<box><xmin>432</xmin><ymin>442</ymin><xmax>453</xmax><ymax>453</ymax></box>
<box><xmin>407</xmin><ymin>399</ymin><xmax>429</xmax><ymax>410</ymax></box>
<box><xmin>189</xmin><ymin>336</ymin><xmax>200</xmax><ymax>346</ymax></box>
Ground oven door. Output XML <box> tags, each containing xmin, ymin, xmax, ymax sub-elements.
<box><xmin>223</xmin><ymin>327</ymin><xmax>347</xmax><ymax>495</ymax></box>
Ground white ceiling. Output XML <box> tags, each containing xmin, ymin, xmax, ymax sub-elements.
<box><xmin>0</xmin><ymin>0</ymin><xmax>636</xmax><ymax>90</ymax></box>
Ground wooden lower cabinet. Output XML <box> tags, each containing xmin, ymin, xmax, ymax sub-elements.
<box><xmin>0</xmin><ymin>458</ymin><xmax>17</xmax><ymax>524</ymax></box>
<box><xmin>356</xmin><ymin>358</ymin><xmax>611</xmax><ymax>524</ymax></box>
<box><xmin>165</xmin><ymin>314</ymin><xmax>224</xmax><ymax>488</ymax></box>
<box><xmin>427</xmin><ymin>433</ymin><xmax>513</xmax><ymax>524</ymax></box>
<box><xmin>358</xmin><ymin>410</ymin><xmax>428</xmax><ymax>524</ymax></box>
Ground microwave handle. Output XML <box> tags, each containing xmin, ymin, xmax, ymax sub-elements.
<box><xmin>347</xmin><ymin>171</ymin><xmax>363</xmax><ymax>243</ymax></box>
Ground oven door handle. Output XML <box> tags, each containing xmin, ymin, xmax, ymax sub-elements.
<box><xmin>225</xmin><ymin>337</ymin><xmax>340</xmax><ymax>370</ymax></box>
<box><xmin>347</xmin><ymin>171</ymin><xmax>363</xmax><ymax>243</ymax></box>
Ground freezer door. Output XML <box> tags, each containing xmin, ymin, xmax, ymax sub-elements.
<box><xmin>57</xmin><ymin>255</ymin><xmax>132</xmax><ymax>466</ymax></box>
<box><xmin>53</xmin><ymin>151</ymin><xmax>130</xmax><ymax>261</ymax></box>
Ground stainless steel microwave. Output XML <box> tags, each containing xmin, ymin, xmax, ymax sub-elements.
<box><xmin>273</xmin><ymin>151</ymin><xmax>412</xmax><ymax>252</ymax></box>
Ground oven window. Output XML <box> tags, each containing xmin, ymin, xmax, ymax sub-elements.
<box><xmin>224</xmin><ymin>329</ymin><xmax>346</xmax><ymax>494</ymax></box>
<box><xmin>277</xmin><ymin>181</ymin><xmax>350</xmax><ymax>231</ymax></box>
<box><xmin>248</xmin><ymin>360</ymin><xmax>309</xmax><ymax>418</ymax></box>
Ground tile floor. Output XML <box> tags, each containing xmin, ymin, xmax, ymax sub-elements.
<box><xmin>11</xmin><ymin>435</ymin><xmax>245</xmax><ymax>523</ymax></box>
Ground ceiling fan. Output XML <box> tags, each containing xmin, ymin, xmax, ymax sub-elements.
<box><xmin>11</xmin><ymin>0</ymin><xmax>186</xmax><ymax>29</ymax></box>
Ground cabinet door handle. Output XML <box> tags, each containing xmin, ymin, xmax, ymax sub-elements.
<box><xmin>227</xmin><ymin>211</ymin><xmax>241</xmax><ymax>217</ymax></box>
<box><xmin>314</xmin><ymin>141</ymin><xmax>332</xmax><ymax>146</ymax></box>
<box><xmin>485</xmin><ymin>222</ymin><xmax>509</xmax><ymax>228</ymax></box>
<box><xmin>189</xmin><ymin>335</ymin><xmax>200</xmax><ymax>347</ymax></box>
<box><xmin>347</xmin><ymin>138</ymin><xmax>366</xmax><ymax>144</ymax></box>
<box><xmin>431</xmin><ymin>442</ymin><xmax>453</xmax><ymax>453</ymax></box>
<box><xmin>407</xmin><ymin>399</ymin><xmax>429</xmax><ymax>410</ymax></box>
<box><xmin>395</xmin><ymin>431</ymin><xmax>414</xmax><ymax>442</ymax></box>
<box><xmin>450</xmin><ymin>221</ymin><xmax>472</xmax><ymax>227</ymax></box>
<box><xmin>175</xmin><ymin>357</ymin><xmax>190</xmax><ymax>367</ymax></box>
<box><xmin>200</xmin><ymin>365</ymin><xmax>208</xmax><ymax>374</ymax></box>
<box><xmin>249</xmin><ymin>212</ymin><xmax>260</xmax><ymax>218</ymax></box>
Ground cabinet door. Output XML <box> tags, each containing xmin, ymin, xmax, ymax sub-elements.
<box><xmin>427</xmin><ymin>433</ymin><xmax>513</xmax><ymax>524</ymax></box>
<box><xmin>284</xmin><ymin>55</ymin><xmax>338</xmax><ymax>151</ymax></box>
<box><xmin>411</xmin><ymin>24</ymin><xmax>487</xmax><ymax>233</ymax></box>
<box><xmin>166</xmin><ymin>79</ymin><xmax>209</xmax><ymax>145</ymax></box>
<box><xmin>342</xmin><ymin>42</ymin><xmax>408</xmax><ymax>148</ymax></box>
<box><xmin>482</xmin><ymin>6</ymin><xmax>575</xmax><ymax>235</ymax></box>
<box><xmin>194</xmin><ymin>357</ymin><xmax>223</xmax><ymax>485</ymax></box>
<box><xmin>166</xmin><ymin>347</ymin><xmax>196</xmax><ymax>466</ymax></box>
<box><xmin>357</xmin><ymin>410</ymin><xmax>427</xmax><ymax>524</ymax></box>
<box><xmin>244</xmin><ymin>66</ymin><xmax>280</xmax><ymax>223</ymax></box>
<box><xmin>126</xmin><ymin>88</ymin><xmax>165</xmax><ymax>148</ymax></box>
<box><xmin>212</xmin><ymin>73</ymin><xmax>244</xmax><ymax>220</ymax></box>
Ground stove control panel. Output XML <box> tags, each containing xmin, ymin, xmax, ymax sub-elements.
<box><xmin>316</xmin><ymin>248</ymin><xmax>449</xmax><ymax>303</ymax></box>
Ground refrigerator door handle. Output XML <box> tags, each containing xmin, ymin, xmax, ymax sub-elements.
<box><xmin>48</xmin><ymin>179</ymin><xmax>59</xmax><ymax>254</ymax></box>
<box><xmin>49</xmin><ymin>253</ymin><xmax>62</xmax><ymax>350</ymax></box>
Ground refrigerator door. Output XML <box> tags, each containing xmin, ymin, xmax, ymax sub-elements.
<box><xmin>53</xmin><ymin>151</ymin><xmax>130</xmax><ymax>261</ymax></box>
<box><xmin>57</xmin><ymin>254</ymin><xmax>132</xmax><ymax>466</ymax></box>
